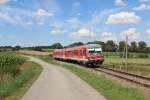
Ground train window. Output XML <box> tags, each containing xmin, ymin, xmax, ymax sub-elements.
<box><xmin>73</xmin><ymin>50</ymin><xmax>78</xmax><ymax>56</ymax></box>
<box><xmin>80</xmin><ymin>50</ymin><xmax>82</xmax><ymax>56</ymax></box>
<box><xmin>88</xmin><ymin>49</ymin><xmax>102</xmax><ymax>56</ymax></box>
<box><xmin>68</xmin><ymin>51</ymin><xmax>72</xmax><ymax>56</ymax></box>
<box><xmin>80</xmin><ymin>49</ymin><xmax>86</xmax><ymax>56</ymax></box>
<box><xmin>82</xmin><ymin>49</ymin><xmax>86</xmax><ymax>56</ymax></box>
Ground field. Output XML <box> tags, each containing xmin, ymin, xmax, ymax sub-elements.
<box><xmin>18</xmin><ymin>50</ymin><xmax>50</xmax><ymax>56</ymax></box>
<box><xmin>103</xmin><ymin>52</ymin><xmax>150</xmax><ymax>76</ymax></box>
<box><xmin>0</xmin><ymin>53</ymin><xmax>26</xmax><ymax>79</ymax></box>
<box><xmin>0</xmin><ymin>53</ymin><xmax>42</xmax><ymax>99</ymax></box>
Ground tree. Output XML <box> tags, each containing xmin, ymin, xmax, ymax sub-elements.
<box><xmin>130</xmin><ymin>41</ymin><xmax>138</xmax><ymax>52</ymax></box>
<box><xmin>67</xmin><ymin>42</ymin><xmax>84</xmax><ymax>47</ymax></box>
<box><xmin>118</xmin><ymin>41</ymin><xmax>126</xmax><ymax>52</ymax></box>
<box><xmin>33</xmin><ymin>46</ymin><xmax>42</xmax><ymax>51</ymax></box>
<box><xmin>138</xmin><ymin>41</ymin><xmax>147</xmax><ymax>53</ymax></box>
<box><xmin>12</xmin><ymin>46</ymin><xmax>21</xmax><ymax>51</ymax></box>
<box><xmin>105</xmin><ymin>40</ymin><xmax>117</xmax><ymax>52</ymax></box>
<box><xmin>145</xmin><ymin>47</ymin><xmax>150</xmax><ymax>53</ymax></box>
<box><xmin>50</xmin><ymin>43</ymin><xmax>63</xmax><ymax>49</ymax></box>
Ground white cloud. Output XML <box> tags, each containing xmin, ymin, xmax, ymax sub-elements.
<box><xmin>101</xmin><ymin>32</ymin><xmax>117</xmax><ymax>42</ymax></box>
<box><xmin>50</xmin><ymin>22</ymin><xmax>66</xmax><ymax>30</ymax></box>
<box><xmin>121</xmin><ymin>28</ymin><xmax>137</xmax><ymax>36</ymax></box>
<box><xmin>71</xmin><ymin>28</ymin><xmax>95</xmax><ymax>38</ymax></box>
<box><xmin>0</xmin><ymin>0</ymin><xmax>10</xmax><ymax>4</ymax></box>
<box><xmin>50</xmin><ymin>22</ymin><xmax>67</xmax><ymax>35</ymax></box>
<box><xmin>106</xmin><ymin>12</ymin><xmax>140</xmax><ymax>24</ymax></box>
<box><xmin>101</xmin><ymin>32</ymin><xmax>112</xmax><ymax>37</ymax></box>
<box><xmin>50</xmin><ymin>29</ymin><xmax>68</xmax><ymax>35</ymax></box>
<box><xmin>34</xmin><ymin>9</ymin><xmax>54</xmax><ymax>17</ymax></box>
<box><xmin>0</xmin><ymin>12</ymin><xmax>15</xmax><ymax>23</ymax></box>
<box><xmin>25</xmin><ymin>22</ymin><xmax>33</xmax><ymax>25</ymax></box>
<box><xmin>73</xmin><ymin>2</ymin><xmax>80</xmax><ymax>7</ymax></box>
<box><xmin>77</xmin><ymin>13</ymin><xmax>81</xmax><ymax>16</ymax></box>
<box><xmin>0</xmin><ymin>5</ymin><xmax>35</xmax><ymax>26</ymax></box>
<box><xmin>0</xmin><ymin>34</ymin><xmax>16</xmax><ymax>40</ymax></box>
<box><xmin>87</xmin><ymin>12</ymin><xmax>102</xmax><ymax>27</ymax></box>
<box><xmin>66</xmin><ymin>17</ymin><xmax>80</xmax><ymax>24</ymax></box>
<box><xmin>86</xmin><ymin>8</ymin><xmax>119</xmax><ymax>28</ymax></box>
<box><xmin>147</xmin><ymin>29</ymin><xmax>150</xmax><ymax>33</ymax></box>
<box><xmin>139</xmin><ymin>0</ymin><xmax>150</xmax><ymax>2</ymax></box>
<box><xmin>148</xmin><ymin>21</ymin><xmax>150</xmax><ymax>25</ymax></box>
<box><xmin>115</xmin><ymin>0</ymin><xmax>125</xmax><ymax>6</ymax></box>
<box><xmin>120</xmin><ymin>28</ymin><xmax>141</xmax><ymax>41</ymax></box>
<box><xmin>133</xmin><ymin>4</ymin><xmax>150</xmax><ymax>11</ymax></box>
<box><xmin>37</xmin><ymin>22</ymin><xmax>44</xmax><ymax>25</ymax></box>
<box><xmin>0</xmin><ymin>12</ymin><xmax>34</xmax><ymax>27</ymax></box>
<box><xmin>50</xmin><ymin>22</ymin><xmax>64</xmax><ymax>29</ymax></box>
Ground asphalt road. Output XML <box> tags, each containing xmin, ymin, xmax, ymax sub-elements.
<box><xmin>21</xmin><ymin>56</ymin><xmax>106</xmax><ymax>100</ymax></box>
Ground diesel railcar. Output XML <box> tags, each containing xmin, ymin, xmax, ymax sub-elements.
<box><xmin>53</xmin><ymin>44</ymin><xmax>104</xmax><ymax>66</ymax></box>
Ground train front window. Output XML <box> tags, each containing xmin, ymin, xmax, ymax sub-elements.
<box><xmin>88</xmin><ymin>48</ymin><xmax>102</xmax><ymax>56</ymax></box>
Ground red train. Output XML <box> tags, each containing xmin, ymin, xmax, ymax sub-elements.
<box><xmin>53</xmin><ymin>44</ymin><xmax>104</xmax><ymax>66</ymax></box>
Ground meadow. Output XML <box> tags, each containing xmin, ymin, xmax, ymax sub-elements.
<box><xmin>103</xmin><ymin>52</ymin><xmax>150</xmax><ymax>76</ymax></box>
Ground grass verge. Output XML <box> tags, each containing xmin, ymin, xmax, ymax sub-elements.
<box><xmin>0</xmin><ymin>62</ymin><xmax>42</xmax><ymax>100</ymax></box>
<box><xmin>41</xmin><ymin>56</ymin><xmax>148</xmax><ymax>100</ymax></box>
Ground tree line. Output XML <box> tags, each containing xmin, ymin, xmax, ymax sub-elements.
<box><xmin>51</xmin><ymin>40</ymin><xmax>150</xmax><ymax>53</ymax></box>
<box><xmin>0</xmin><ymin>40</ymin><xmax>150</xmax><ymax>53</ymax></box>
<box><xmin>103</xmin><ymin>40</ymin><xmax>150</xmax><ymax>53</ymax></box>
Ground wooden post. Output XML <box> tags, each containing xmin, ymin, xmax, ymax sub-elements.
<box><xmin>125</xmin><ymin>34</ymin><xmax>128</xmax><ymax>70</ymax></box>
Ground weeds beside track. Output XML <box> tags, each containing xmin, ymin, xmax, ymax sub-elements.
<box><xmin>92</xmin><ymin>67</ymin><xmax>150</xmax><ymax>88</ymax></box>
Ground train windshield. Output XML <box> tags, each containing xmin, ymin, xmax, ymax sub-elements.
<box><xmin>88</xmin><ymin>48</ymin><xmax>102</xmax><ymax>56</ymax></box>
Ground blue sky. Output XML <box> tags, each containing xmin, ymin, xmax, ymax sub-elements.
<box><xmin>0</xmin><ymin>0</ymin><xmax>150</xmax><ymax>47</ymax></box>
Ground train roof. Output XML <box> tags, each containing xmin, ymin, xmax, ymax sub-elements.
<box><xmin>65</xmin><ymin>44</ymin><xmax>101</xmax><ymax>51</ymax></box>
<box><xmin>54</xmin><ymin>44</ymin><xmax>102</xmax><ymax>52</ymax></box>
<box><xmin>86</xmin><ymin>44</ymin><xmax>102</xmax><ymax>49</ymax></box>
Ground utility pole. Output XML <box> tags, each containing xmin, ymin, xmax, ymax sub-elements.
<box><xmin>125</xmin><ymin>34</ymin><xmax>128</xmax><ymax>70</ymax></box>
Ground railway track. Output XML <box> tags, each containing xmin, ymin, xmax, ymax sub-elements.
<box><xmin>92</xmin><ymin>67</ymin><xmax>150</xmax><ymax>88</ymax></box>
<box><xmin>57</xmin><ymin>60</ymin><xmax>150</xmax><ymax>88</ymax></box>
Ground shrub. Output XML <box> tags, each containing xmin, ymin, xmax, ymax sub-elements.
<box><xmin>137</xmin><ymin>54</ymin><xmax>149</xmax><ymax>58</ymax></box>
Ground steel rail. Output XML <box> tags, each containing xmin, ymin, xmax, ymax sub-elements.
<box><xmin>92</xmin><ymin>67</ymin><xmax>150</xmax><ymax>88</ymax></box>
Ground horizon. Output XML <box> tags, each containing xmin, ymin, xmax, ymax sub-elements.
<box><xmin>0</xmin><ymin>0</ymin><xmax>150</xmax><ymax>47</ymax></box>
<box><xmin>1</xmin><ymin>40</ymin><xmax>150</xmax><ymax>48</ymax></box>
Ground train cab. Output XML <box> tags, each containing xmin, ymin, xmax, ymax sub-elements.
<box><xmin>86</xmin><ymin>44</ymin><xmax>104</xmax><ymax>65</ymax></box>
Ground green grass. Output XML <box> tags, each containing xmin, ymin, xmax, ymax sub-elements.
<box><xmin>41</xmin><ymin>56</ymin><xmax>148</xmax><ymax>100</ymax></box>
<box><xmin>104</xmin><ymin>57</ymin><xmax>150</xmax><ymax>75</ymax></box>
<box><xmin>103</xmin><ymin>52</ymin><xmax>150</xmax><ymax>58</ymax></box>
<box><xmin>0</xmin><ymin>62</ymin><xmax>42</xmax><ymax>100</ymax></box>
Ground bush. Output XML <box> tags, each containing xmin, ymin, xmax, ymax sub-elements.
<box><xmin>120</xmin><ymin>53</ymin><xmax>149</xmax><ymax>58</ymax></box>
<box><xmin>137</xmin><ymin>54</ymin><xmax>149</xmax><ymax>58</ymax></box>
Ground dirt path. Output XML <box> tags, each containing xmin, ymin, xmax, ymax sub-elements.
<box><xmin>21</xmin><ymin>56</ymin><xmax>106</xmax><ymax>100</ymax></box>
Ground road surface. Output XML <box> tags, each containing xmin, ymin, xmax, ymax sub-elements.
<box><xmin>22</xmin><ymin>56</ymin><xmax>106</xmax><ymax>100</ymax></box>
